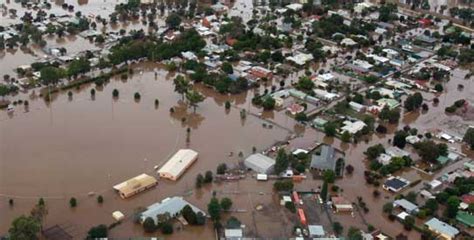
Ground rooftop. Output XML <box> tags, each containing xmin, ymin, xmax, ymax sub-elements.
<box><xmin>311</xmin><ymin>145</ymin><xmax>337</xmax><ymax>171</ymax></box>
<box><xmin>140</xmin><ymin>196</ymin><xmax>205</xmax><ymax>224</ymax></box>
<box><xmin>425</xmin><ymin>218</ymin><xmax>459</xmax><ymax>238</ymax></box>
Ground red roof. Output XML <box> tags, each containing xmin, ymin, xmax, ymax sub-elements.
<box><xmin>462</xmin><ymin>194</ymin><xmax>474</xmax><ymax>204</ymax></box>
<box><xmin>418</xmin><ymin>18</ymin><xmax>432</xmax><ymax>26</ymax></box>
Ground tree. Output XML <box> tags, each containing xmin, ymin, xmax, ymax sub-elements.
<box><xmin>322</xmin><ymin>170</ymin><xmax>336</xmax><ymax>183</ymax></box>
<box><xmin>221</xmin><ymin>62</ymin><xmax>233</xmax><ymax>74</ymax></box>
<box><xmin>345</xmin><ymin>164</ymin><xmax>354</xmax><ymax>174</ymax></box>
<box><xmin>220</xmin><ymin>197</ymin><xmax>233</xmax><ymax>211</ymax></box>
<box><xmin>414</xmin><ymin>141</ymin><xmax>445</xmax><ymax>163</ymax></box>
<box><xmin>274</xmin><ymin>149</ymin><xmax>289</xmax><ymax>174</ymax></box>
<box><xmin>8</xmin><ymin>216</ymin><xmax>40</xmax><ymax>240</ymax></box>
<box><xmin>87</xmin><ymin>224</ymin><xmax>108</xmax><ymax>238</ymax></box>
<box><xmin>445</xmin><ymin>196</ymin><xmax>459</xmax><ymax>218</ymax></box>
<box><xmin>379</xmin><ymin>106</ymin><xmax>400</xmax><ymax>124</ymax></box>
<box><xmin>40</xmin><ymin>66</ymin><xmax>64</xmax><ymax>85</ymax></box>
<box><xmin>261</xmin><ymin>96</ymin><xmax>276</xmax><ymax>110</ymax></box>
<box><xmin>295</xmin><ymin>112</ymin><xmax>308</xmax><ymax>122</ymax></box>
<box><xmin>347</xmin><ymin>227</ymin><xmax>363</xmax><ymax>240</ymax></box>
<box><xmin>403</xmin><ymin>216</ymin><xmax>415</xmax><ymax>230</ymax></box>
<box><xmin>404</xmin><ymin>92</ymin><xmax>423</xmax><ymax>111</ymax></box>
<box><xmin>324</xmin><ymin>122</ymin><xmax>337</xmax><ymax>137</ymax></box>
<box><xmin>186</xmin><ymin>90</ymin><xmax>205</xmax><ymax>112</ymax></box>
<box><xmin>196</xmin><ymin>173</ymin><xmax>204</xmax><ymax>188</ymax></box>
<box><xmin>393</xmin><ymin>130</ymin><xmax>408</xmax><ymax>149</ymax></box>
<box><xmin>463</xmin><ymin>128</ymin><xmax>474</xmax><ymax>149</ymax></box>
<box><xmin>207</xmin><ymin>197</ymin><xmax>221</xmax><ymax>222</ymax></box>
<box><xmin>143</xmin><ymin>217</ymin><xmax>157</xmax><ymax>233</ymax></box>
<box><xmin>173</xmin><ymin>75</ymin><xmax>190</xmax><ymax>100</ymax></box>
<box><xmin>383</xmin><ymin>202</ymin><xmax>393</xmax><ymax>214</ymax></box>
<box><xmin>332</xmin><ymin>222</ymin><xmax>343</xmax><ymax>236</ymax></box>
<box><xmin>217</xmin><ymin>163</ymin><xmax>227</xmax><ymax>174</ymax></box>
<box><xmin>204</xmin><ymin>171</ymin><xmax>213</xmax><ymax>183</ymax></box>
<box><xmin>365</xmin><ymin>144</ymin><xmax>385</xmax><ymax>160</ymax></box>
<box><xmin>320</xmin><ymin>181</ymin><xmax>328</xmax><ymax>202</ymax></box>
<box><xmin>424</xmin><ymin>199</ymin><xmax>438</xmax><ymax>214</ymax></box>
<box><xmin>161</xmin><ymin>221</ymin><xmax>173</xmax><ymax>234</ymax></box>
<box><xmin>434</xmin><ymin>83</ymin><xmax>443</xmax><ymax>92</ymax></box>
<box><xmin>273</xmin><ymin>180</ymin><xmax>294</xmax><ymax>191</ymax></box>
<box><xmin>112</xmin><ymin>89</ymin><xmax>119</xmax><ymax>98</ymax></box>
<box><xmin>165</xmin><ymin>13</ymin><xmax>182</xmax><ymax>29</ymax></box>
<box><xmin>97</xmin><ymin>195</ymin><xmax>103</xmax><ymax>204</ymax></box>
<box><xmin>67</xmin><ymin>57</ymin><xmax>90</xmax><ymax>77</ymax></box>
<box><xmin>341</xmin><ymin>131</ymin><xmax>351</xmax><ymax>143</ymax></box>
<box><xmin>69</xmin><ymin>198</ymin><xmax>77</xmax><ymax>208</ymax></box>
<box><xmin>296</xmin><ymin>76</ymin><xmax>315</xmax><ymax>93</ymax></box>
<box><xmin>181</xmin><ymin>205</ymin><xmax>197</xmax><ymax>224</ymax></box>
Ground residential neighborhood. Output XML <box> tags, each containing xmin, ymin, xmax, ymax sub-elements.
<box><xmin>0</xmin><ymin>0</ymin><xmax>473</xmax><ymax>239</ymax></box>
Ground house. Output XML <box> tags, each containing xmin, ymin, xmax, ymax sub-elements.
<box><xmin>289</xmin><ymin>89</ymin><xmax>320</xmax><ymax>105</ymax></box>
<box><xmin>349</xmin><ymin>101</ymin><xmax>366</xmax><ymax>113</ymax></box>
<box><xmin>181</xmin><ymin>51</ymin><xmax>197</xmax><ymax>60</ymax></box>
<box><xmin>331</xmin><ymin>196</ymin><xmax>353</xmax><ymax>212</ymax></box>
<box><xmin>353</xmin><ymin>59</ymin><xmax>373</xmax><ymax>70</ymax></box>
<box><xmin>427</xmin><ymin>179</ymin><xmax>442</xmax><ymax>190</ymax></box>
<box><xmin>312</xmin><ymin>117</ymin><xmax>328</xmax><ymax>129</ymax></box>
<box><xmin>287</xmin><ymin>53</ymin><xmax>314</xmax><ymax>66</ymax></box>
<box><xmin>393</xmin><ymin>199</ymin><xmax>419</xmax><ymax>214</ymax></box>
<box><xmin>465</xmin><ymin>160</ymin><xmax>474</xmax><ymax>172</ymax></box>
<box><xmin>383</xmin><ymin>176</ymin><xmax>409</xmax><ymax>192</ymax></box>
<box><xmin>158</xmin><ymin>149</ymin><xmax>198</xmax><ymax>181</ymax></box>
<box><xmin>341</xmin><ymin>120</ymin><xmax>366</xmax><ymax>135</ymax></box>
<box><xmin>140</xmin><ymin>197</ymin><xmax>205</xmax><ymax>224</ymax></box>
<box><xmin>385</xmin><ymin>146</ymin><xmax>410</xmax><ymax>158</ymax></box>
<box><xmin>310</xmin><ymin>145</ymin><xmax>339</xmax><ymax>172</ymax></box>
<box><xmin>314</xmin><ymin>89</ymin><xmax>338</xmax><ymax>101</ymax></box>
<box><xmin>377</xmin><ymin>153</ymin><xmax>392</xmax><ymax>165</ymax></box>
<box><xmin>308</xmin><ymin>225</ymin><xmax>325</xmax><ymax>237</ymax></box>
<box><xmin>113</xmin><ymin>174</ymin><xmax>158</xmax><ymax>199</ymax></box>
<box><xmin>224</xmin><ymin>228</ymin><xmax>244</xmax><ymax>239</ymax></box>
<box><xmin>424</xmin><ymin>218</ymin><xmax>459</xmax><ymax>240</ymax></box>
<box><xmin>249</xmin><ymin>66</ymin><xmax>273</xmax><ymax>79</ymax></box>
<box><xmin>316</xmin><ymin>73</ymin><xmax>335</xmax><ymax>82</ymax></box>
<box><xmin>436</xmin><ymin>155</ymin><xmax>450</xmax><ymax>165</ymax></box>
<box><xmin>244</xmin><ymin>154</ymin><xmax>276</xmax><ymax>174</ymax></box>
<box><xmin>287</xmin><ymin>103</ymin><xmax>305</xmax><ymax>115</ymax></box>
<box><xmin>406</xmin><ymin>135</ymin><xmax>421</xmax><ymax>145</ymax></box>
<box><xmin>397</xmin><ymin>211</ymin><xmax>410</xmax><ymax>221</ymax></box>
<box><xmin>286</xmin><ymin>3</ymin><xmax>303</xmax><ymax>11</ymax></box>
<box><xmin>377</xmin><ymin>98</ymin><xmax>400</xmax><ymax>110</ymax></box>
<box><xmin>341</xmin><ymin>38</ymin><xmax>357</xmax><ymax>47</ymax></box>
<box><xmin>456</xmin><ymin>211</ymin><xmax>474</xmax><ymax>227</ymax></box>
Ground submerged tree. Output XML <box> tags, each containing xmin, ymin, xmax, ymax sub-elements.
<box><xmin>186</xmin><ymin>90</ymin><xmax>205</xmax><ymax>112</ymax></box>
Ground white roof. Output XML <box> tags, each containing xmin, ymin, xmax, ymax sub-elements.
<box><xmin>341</xmin><ymin>38</ymin><xmax>357</xmax><ymax>46</ymax></box>
<box><xmin>316</xmin><ymin>73</ymin><xmax>335</xmax><ymax>81</ymax></box>
<box><xmin>308</xmin><ymin>225</ymin><xmax>325</xmax><ymax>237</ymax></box>
<box><xmin>112</xmin><ymin>211</ymin><xmax>125</xmax><ymax>221</ymax></box>
<box><xmin>158</xmin><ymin>149</ymin><xmax>198</xmax><ymax>178</ymax></box>
<box><xmin>425</xmin><ymin>218</ymin><xmax>459</xmax><ymax>238</ymax></box>
<box><xmin>285</xmin><ymin>3</ymin><xmax>303</xmax><ymax>11</ymax></box>
<box><xmin>225</xmin><ymin>228</ymin><xmax>243</xmax><ymax>238</ymax></box>
<box><xmin>397</xmin><ymin>211</ymin><xmax>409</xmax><ymax>220</ymax></box>
<box><xmin>341</xmin><ymin>120</ymin><xmax>366</xmax><ymax>134</ymax></box>
<box><xmin>140</xmin><ymin>196</ymin><xmax>205</xmax><ymax>223</ymax></box>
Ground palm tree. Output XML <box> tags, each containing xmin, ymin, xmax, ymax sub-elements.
<box><xmin>186</xmin><ymin>90</ymin><xmax>205</xmax><ymax>113</ymax></box>
<box><xmin>173</xmin><ymin>75</ymin><xmax>190</xmax><ymax>100</ymax></box>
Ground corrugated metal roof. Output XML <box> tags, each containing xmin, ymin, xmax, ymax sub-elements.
<box><xmin>140</xmin><ymin>197</ymin><xmax>205</xmax><ymax>223</ymax></box>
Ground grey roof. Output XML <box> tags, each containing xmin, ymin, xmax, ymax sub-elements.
<box><xmin>308</xmin><ymin>225</ymin><xmax>325</xmax><ymax>237</ymax></box>
<box><xmin>244</xmin><ymin>154</ymin><xmax>276</xmax><ymax>174</ymax></box>
<box><xmin>394</xmin><ymin>199</ymin><xmax>419</xmax><ymax>213</ymax></box>
<box><xmin>311</xmin><ymin>145</ymin><xmax>336</xmax><ymax>171</ymax></box>
<box><xmin>425</xmin><ymin>218</ymin><xmax>459</xmax><ymax>238</ymax></box>
<box><xmin>140</xmin><ymin>196</ymin><xmax>205</xmax><ymax>223</ymax></box>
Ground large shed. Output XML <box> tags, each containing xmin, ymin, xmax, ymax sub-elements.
<box><xmin>244</xmin><ymin>154</ymin><xmax>275</xmax><ymax>174</ymax></box>
<box><xmin>113</xmin><ymin>173</ymin><xmax>158</xmax><ymax>199</ymax></box>
<box><xmin>158</xmin><ymin>149</ymin><xmax>198</xmax><ymax>181</ymax></box>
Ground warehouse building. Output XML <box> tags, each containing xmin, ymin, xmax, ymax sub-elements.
<box><xmin>158</xmin><ymin>149</ymin><xmax>198</xmax><ymax>181</ymax></box>
<box><xmin>244</xmin><ymin>154</ymin><xmax>275</xmax><ymax>174</ymax></box>
<box><xmin>113</xmin><ymin>173</ymin><xmax>158</xmax><ymax>199</ymax></box>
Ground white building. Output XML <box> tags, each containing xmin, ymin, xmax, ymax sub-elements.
<box><xmin>158</xmin><ymin>149</ymin><xmax>198</xmax><ymax>181</ymax></box>
<box><xmin>244</xmin><ymin>154</ymin><xmax>275</xmax><ymax>174</ymax></box>
<box><xmin>341</xmin><ymin>120</ymin><xmax>366</xmax><ymax>134</ymax></box>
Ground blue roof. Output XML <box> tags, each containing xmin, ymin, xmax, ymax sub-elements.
<box><xmin>425</xmin><ymin>218</ymin><xmax>459</xmax><ymax>238</ymax></box>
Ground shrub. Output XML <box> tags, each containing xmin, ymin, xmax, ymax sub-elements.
<box><xmin>69</xmin><ymin>197</ymin><xmax>77</xmax><ymax>208</ymax></box>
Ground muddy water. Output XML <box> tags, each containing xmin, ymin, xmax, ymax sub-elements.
<box><xmin>404</xmin><ymin>67</ymin><xmax>474</xmax><ymax>137</ymax></box>
<box><xmin>0</xmin><ymin>63</ymin><xmax>293</xmax><ymax>236</ymax></box>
